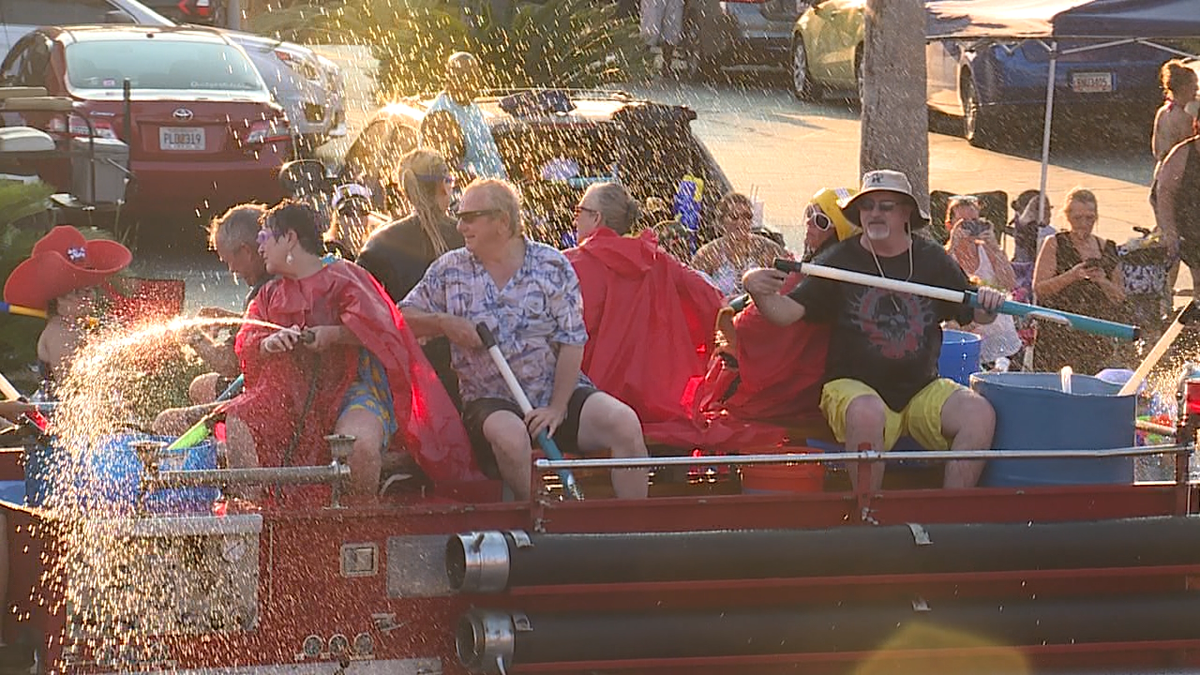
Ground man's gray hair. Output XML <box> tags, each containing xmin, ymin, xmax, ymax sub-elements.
<box><xmin>209</xmin><ymin>203</ymin><xmax>266</xmax><ymax>251</ymax></box>
<box><xmin>467</xmin><ymin>178</ymin><xmax>523</xmax><ymax>237</ymax></box>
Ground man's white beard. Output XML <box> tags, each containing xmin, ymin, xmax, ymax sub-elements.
<box><xmin>864</xmin><ymin>222</ymin><xmax>890</xmax><ymax>241</ymax></box>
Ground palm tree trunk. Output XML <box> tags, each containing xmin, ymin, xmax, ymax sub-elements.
<box><xmin>860</xmin><ymin>0</ymin><xmax>929</xmax><ymax>213</ymax></box>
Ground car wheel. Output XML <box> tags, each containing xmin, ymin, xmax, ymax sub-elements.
<box><xmin>961</xmin><ymin>76</ymin><xmax>996</xmax><ymax>148</ymax></box>
<box><xmin>791</xmin><ymin>37</ymin><xmax>818</xmax><ymax>100</ymax></box>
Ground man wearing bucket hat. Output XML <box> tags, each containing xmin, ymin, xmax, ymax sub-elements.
<box><xmin>4</xmin><ymin>225</ymin><xmax>132</xmax><ymax>385</ymax></box>
<box><xmin>745</xmin><ymin>169</ymin><xmax>1005</xmax><ymax>491</ymax></box>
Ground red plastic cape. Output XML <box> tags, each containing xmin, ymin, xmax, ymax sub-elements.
<box><xmin>222</xmin><ymin>260</ymin><xmax>483</xmax><ymax>485</ymax></box>
<box><xmin>565</xmin><ymin>228</ymin><xmax>784</xmax><ymax>450</ymax></box>
<box><xmin>694</xmin><ymin>272</ymin><xmax>830</xmax><ymax>421</ymax></box>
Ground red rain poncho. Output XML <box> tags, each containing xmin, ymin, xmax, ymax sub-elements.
<box><xmin>222</xmin><ymin>260</ymin><xmax>483</xmax><ymax>485</ymax></box>
<box><xmin>694</xmin><ymin>272</ymin><xmax>830</xmax><ymax>422</ymax></box>
<box><xmin>566</xmin><ymin>228</ymin><xmax>785</xmax><ymax>450</ymax></box>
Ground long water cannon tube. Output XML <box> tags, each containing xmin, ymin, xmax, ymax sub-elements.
<box><xmin>474</xmin><ymin>322</ymin><xmax>583</xmax><ymax>500</ymax></box>
<box><xmin>447</xmin><ymin>517</ymin><xmax>1200</xmax><ymax>593</ymax></box>
<box><xmin>456</xmin><ymin>595</ymin><xmax>1200</xmax><ymax>673</ymax></box>
<box><xmin>773</xmin><ymin>259</ymin><xmax>1139</xmax><ymax>341</ymax></box>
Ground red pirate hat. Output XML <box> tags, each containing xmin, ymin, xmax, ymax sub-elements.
<box><xmin>3</xmin><ymin>226</ymin><xmax>132</xmax><ymax>311</ymax></box>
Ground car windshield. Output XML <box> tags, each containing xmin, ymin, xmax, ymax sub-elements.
<box><xmin>66</xmin><ymin>40</ymin><xmax>264</xmax><ymax>92</ymax></box>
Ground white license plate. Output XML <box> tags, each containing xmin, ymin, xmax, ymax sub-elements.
<box><xmin>1070</xmin><ymin>71</ymin><xmax>1113</xmax><ymax>94</ymax></box>
<box><xmin>159</xmin><ymin>127</ymin><xmax>205</xmax><ymax>151</ymax></box>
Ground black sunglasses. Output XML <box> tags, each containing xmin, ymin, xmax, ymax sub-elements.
<box><xmin>456</xmin><ymin>208</ymin><xmax>500</xmax><ymax>223</ymax></box>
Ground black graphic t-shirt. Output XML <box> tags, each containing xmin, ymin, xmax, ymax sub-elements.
<box><xmin>788</xmin><ymin>236</ymin><xmax>974</xmax><ymax>411</ymax></box>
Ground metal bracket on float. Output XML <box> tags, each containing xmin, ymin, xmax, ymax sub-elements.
<box><xmin>506</xmin><ymin>530</ymin><xmax>533</xmax><ymax>549</ymax></box>
<box><xmin>912</xmin><ymin>596</ymin><xmax>931</xmax><ymax>612</ymax></box>
<box><xmin>512</xmin><ymin>612</ymin><xmax>532</xmax><ymax>632</ymax></box>
<box><xmin>907</xmin><ymin>522</ymin><xmax>932</xmax><ymax>546</ymax></box>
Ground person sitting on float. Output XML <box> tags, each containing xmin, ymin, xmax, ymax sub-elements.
<box><xmin>943</xmin><ymin>194</ymin><xmax>1022</xmax><ymax>368</ymax></box>
<box><xmin>185</xmin><ymin>203</ymin><xmax>272</xmax><ymax>405</ymax></box>
<box><xmin>357</xmin><ymin>148</ymin><xmax>466</xmax><ymax>408</ymax></box>
<box><xmin>2</xmin><ymin>226</ymin><xmax>132</xmax><ymax>391</ymax></box>
<box><xmin>697</xmin><ymin>187</ymin><xmax>853</xmax><ymax>422</ymax></box>
<box><xmin>563</xmin><ymin>182</ymin><xmax>770</xmax><ymax>449</ymax></box>
<box><xmin>217</xmin><ymin>201</ymin><xmax>483</xmax><ymax>499</ymax></box>
<box><xmin>690</xmin><ymin>192</ymin><xmax>789</xmax><ymax>298</ymax></box>
<box><xmin>743</xmin><ymin>169</ymin><xmax>1004</xmax><ymax>491</ymax></box>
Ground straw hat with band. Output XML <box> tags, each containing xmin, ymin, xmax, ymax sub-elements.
<box><xmin>3</xmin><ymin>226</ymin><xmax>132</xmax><ymax>311</ymax></box>
<box><xmin>838</xmin><ymin>169</ymin><xmax>931</xmax><ymax>230</ymax></box>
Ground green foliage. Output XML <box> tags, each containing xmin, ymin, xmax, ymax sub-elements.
<box><xmin>253</xmin><ymin>0</ymin><xmax>651</xmax><ymax>96</ymax></box>
<box><xmin>0</xmin><ymin>181</ymin><xmax>53</xmax><ymax>229</ymax></box>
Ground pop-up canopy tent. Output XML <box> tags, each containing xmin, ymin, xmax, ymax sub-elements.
<box><xmin>926</xmin><ymin>0</ymin><xmax>1200</xmax><ymax>219</ymax></box>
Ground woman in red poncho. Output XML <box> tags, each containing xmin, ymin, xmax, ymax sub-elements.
<box><xmin>696</xmin><ymin>188</ymin><xmax>854</xmax><ymax>422</ymax></box>
<box><xmin>220</xmin><ymin>201</ymin><xmax>482</xmax><ymax>498</ymax></box>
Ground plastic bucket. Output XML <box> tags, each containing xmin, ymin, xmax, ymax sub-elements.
<box><xmin>26</xmin><ymin>434</ymin><xmax>219</xmax><ymax>513</ymax></box>
<box><xmin>740</xmin><ymin>451</ymin><xmax>824</xmax><ymax>494</ymax></box>
<box><xmin>939</xmin><ymin>329</ymin><xmax>982</xmax><ymax>386</ymax></box>
<box><xmin>971</xmin><ymin>372</ymin><xmax>1135</xmax><ymax>487</ymax></box>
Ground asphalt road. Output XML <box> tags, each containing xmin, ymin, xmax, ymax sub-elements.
<box><xmin>130</xmin><ymin>49</ymin><xmax>1178</xmax><ymax>314</ymax></box>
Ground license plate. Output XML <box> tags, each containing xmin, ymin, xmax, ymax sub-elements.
<box><xmin>159</xmin><ymin>127</ymin><xmax>205</xmax><ymax>151</ymax></box>
<box><xmin>1070</xmin><ymin>71</ymin><xmax>1113</xmax><ymax>94</ymax></box>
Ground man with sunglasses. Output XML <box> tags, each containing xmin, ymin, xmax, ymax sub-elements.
<box><xmin>400</xmin><ymin>179</ymin><xmax>649</xmax><ymax>501</ymax></box>
<box><xmin>187</xmin><ymin>204</ymin><xmax>272</xmax><ymax>404</ymax></box>
<box><xmin>745</xmin><ymin>169</ymin><xmax>1005</xmax><ymax>492</ymax></box>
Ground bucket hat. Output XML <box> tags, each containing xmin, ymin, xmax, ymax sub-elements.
<box><xmin>839</xmin><ymin>169</ymin><xmax>931</xmax><ymax>230</ymax></box>
<box><xmin>3</xmin><ymin>226</ymin><xmax>132</xmax><ymax>311</ymax></box>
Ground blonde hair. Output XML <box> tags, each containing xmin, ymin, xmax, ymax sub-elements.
<box><xmin>398</xmin><ymin>149</ymin><xmax>454</xmax><ymax>256</ymax></box>
<box><xmin>1061</xmin><ymin>187</ymin><xmax>1098</xmax><ymax>217</ymax></box>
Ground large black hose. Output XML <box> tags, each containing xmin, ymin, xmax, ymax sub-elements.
<box><xmin>448</xmin><ymin>517</ymin><xmax>1200</xmax><ymax>593</ymax></box>
<box><xmin>457</xmin><ymin>593</ymin><xmax>1200</xmax><ymax>671</ymax></box>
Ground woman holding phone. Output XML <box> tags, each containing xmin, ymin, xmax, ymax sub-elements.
<box><xmin>1033</xmin><ymin>188</ymin><xmax>1127</xmax><ymax>374</ymax></box>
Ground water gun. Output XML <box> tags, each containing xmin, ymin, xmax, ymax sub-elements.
<box><xmin>0</xmin><ymin>372</ymin><xmax>49</xmax><ymax>434</ymax></box>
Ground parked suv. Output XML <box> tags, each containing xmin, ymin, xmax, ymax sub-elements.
<box><xmin>0</xmin><ymin>0</ymin><xmax>346</xmax><ymax>148</ymax></box>
<box><xmin>341</xmin><ymin>90</ymin><xmax>734</xmax><ymax>247</ymax></box>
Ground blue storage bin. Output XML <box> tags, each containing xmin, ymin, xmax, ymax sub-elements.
<box><xmin>971</xmin><ymin>372</ymin><xmax>1135</xmax><ymax>487</ymax></box>
<box><xmin>939</xmin><ymin>329</ymin><xmax>982</xmax><ymax>386</ymax></box>
<box><xmin>26</xmin><ymin>434</ymin><xmax>219</xmax><ymax>514</ymax></box>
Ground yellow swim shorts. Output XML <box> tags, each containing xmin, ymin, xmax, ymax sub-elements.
<box><xmin>820</xmin><ymin>378</ymin><xmax>965</xmax><ymax>452</ymax></box>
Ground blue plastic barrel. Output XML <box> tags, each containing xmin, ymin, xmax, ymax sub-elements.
<box><xmin>939</xmin><ymin>329</ymin><xmax>982</xmax><ymax>386</ymax></box>
<box><xmin>971</xmin><ymin>372</ymin><xmax>1135</xmax><ymax>487</ymax></box>
<box><xmin>26</xmin><ymin>434</ymin><xmax>219</xmax><ymax>513</ymax></box>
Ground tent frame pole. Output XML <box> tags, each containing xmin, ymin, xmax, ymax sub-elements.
<box><xmin>1037</xmin><ymin>39</ymin><xmax>1058</xmax><ymax>224</ymax></box>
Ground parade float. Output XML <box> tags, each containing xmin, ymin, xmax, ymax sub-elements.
<box><xmin>1</xmin><ymin>256</ymin><xmax>1198</xmax><ymax>675</ymax></box>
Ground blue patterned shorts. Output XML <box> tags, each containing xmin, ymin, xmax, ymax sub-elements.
<box><xmin>340</xmin><ymin>349</ymin><xmax>397</xmax><ymax>440</ymax></box>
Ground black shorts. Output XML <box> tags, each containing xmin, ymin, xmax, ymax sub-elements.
<box><xmin>462</xmin><ymin>386</ymin><xmax>599</xmax><ymax>477</ymax></box>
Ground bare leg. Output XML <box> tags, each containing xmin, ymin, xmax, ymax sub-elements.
<box><xmin>188</xmin><ymin>373</ymin><xmax>222</xmax><ymax>405</ymax></box>
<box><xmin>333</xmin><ymin>409</ymin><xmax>384</xmax><ymax>496</ymax></box>
<box><xmin>223</xmin><ymin>415</ymin><xmax>259</xmax><ymax>470</ymax></box>
<box><xmin>481</xmin><ymin>411</ymin><xmax>535</xmax><ymax>501</ymax></box>
<box><xmin>940</xmin><ymin>389</ymin><xmax>994</xmax><ymax>489</ymax></box>
<box><xmin>842</xmin><ymin>394</ymin><xmax>887</xmax><ymax>492</ymax></box>
<box><xmin>575</xmin><ymin>393</ymin><xmax>649</xmax><ymax>499</ymax></box>
<box><xmin>152</xmin><ymin>402</ymin><xmax>219</xmax><ymax>437</ymax></box>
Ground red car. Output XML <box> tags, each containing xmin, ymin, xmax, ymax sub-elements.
<box><xmin>0</xmin><ymin>25</ymin><xmax>290</xmax><ymax>218</ymax></box>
